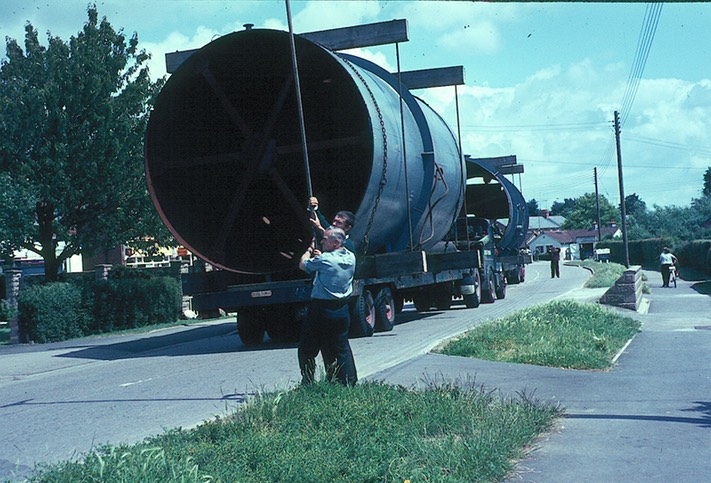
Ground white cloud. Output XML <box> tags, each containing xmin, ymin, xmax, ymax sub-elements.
<box><xmin>143</xmin><ymin>26</ymin><xmax>224</xmax><ymax>79</ymax></box>
<box><xmin>292</xmin><ymin>0</ymin><xmax>382</xmax><ymax>33</ymax></box>
<box><xmin>437</xmin><ymin>21</ymin><xmax>501</xmax><ymax>55</ymax></box>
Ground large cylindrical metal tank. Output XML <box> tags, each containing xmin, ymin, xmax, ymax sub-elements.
<box><xmin>464</xmin><ymin>159</ymin><xmax>529</xmax><ymax>252</ymax></box>
<box><xmin>145</xmin><ymin>28</ymin><xmax>464</xmax><ymax>274</ymax></box>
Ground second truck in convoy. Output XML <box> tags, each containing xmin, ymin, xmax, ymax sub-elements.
<box><xmin>144</xmin><ymin>21</ymin><xmax>530</xmax><ymax>345</ymax></box>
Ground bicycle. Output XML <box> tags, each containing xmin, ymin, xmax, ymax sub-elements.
<box><xmin>668</xmin><ymin>264</ymin><xmax>678</xmax><ymax>288</ymax></box>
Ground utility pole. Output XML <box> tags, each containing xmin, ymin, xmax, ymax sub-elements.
<box><xmin>614</xmin><ymin>111</ymin><xmax>630</xmax><ymax>267</ymax></box>
<box><xmin>594</xmin><ymin>167</ymin><xmax>602</xmax><ymax>242</ymax></box>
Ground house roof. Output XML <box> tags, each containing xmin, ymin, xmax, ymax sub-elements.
<box><xmin>527</xmin><ymin>226</ymin><xmax>620</xmax><ymax>246</ymax></box>
<box><xmin>528</xmin><ymin>215</ymin><xmax>565</xmax><ymax>230</ymax></box>
<box><xmin>565</xmin><ymin>226</ymin><xmax>620</xmax><ymax>240</ymax></box>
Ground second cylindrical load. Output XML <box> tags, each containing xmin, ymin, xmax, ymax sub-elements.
<box><xmin>145</xmin><ymin>28</ymin><xmax>464</xmax><ymax>274</ymax></box>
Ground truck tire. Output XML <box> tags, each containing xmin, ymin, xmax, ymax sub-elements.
<box><xmin>394</xmin><ymin>293</ymin><xmax>405</xmax><ymax>314</ymax></box>
<box><xmin>507</xmin><ymin>269</ymin><xmax>520</xmax><ymax>285</ymax></box>
<box><xmin>374</xmin><ymin>287</ymin><xmax>396</xmax><ymax>332</ymax></box>
<box><xmin>482</xmin><ymin>270</ymin><xmax>496</xmax><ymax>304</ymax></box>
<box><xmin>412</xmin><ymin>294</ymin><xmax>432</xmax><ymax>312</ymax></box>
<box><xmin>495</xmin><ymin>273</ymin><xmax>507</xmax><ymax>300</ymax></box>
<box><xmin>463</xmin><ymin>270</ymin><xmax>481</xmax><ymax>308</ymax></box>
<box><xmin>433</xmin><ymin>287</ymin><xmax>452</xmax><ymax>310</ymax></box>
<box><xmin>237</xmin><ymin>308</ymin><xmax>266</xmax><ymax>346</ymax></box>
<box><xmin>349</xmin><ymin>290</ymin><xmax>375</xmax><ymax>338</ymax></box>
<box><xmin>265</xmin><ymin>304</ymin><xmax>301</xmax><ymax>343</ymax></box>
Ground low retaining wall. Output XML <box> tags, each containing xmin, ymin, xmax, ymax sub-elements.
<box><xmin>600</xmin><ymin>265</ymin><xmax>643</xmax><ymax>311</ymax></box>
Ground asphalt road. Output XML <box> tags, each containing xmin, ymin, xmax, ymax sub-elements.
<box><xmin>0</xmin><ymin>261</ymin><xmax>589</xmax><ymax>480</ymax></box>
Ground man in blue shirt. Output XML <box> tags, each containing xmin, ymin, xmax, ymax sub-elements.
<box><xmin>308</xmin><ymin>196</ymin><xmax>356</xmax><ymax>254</ymax></box>
<box><xmin>298</xmin><ymin>228</ymin><xmax>357</xmax><ymax>386</ymax></box>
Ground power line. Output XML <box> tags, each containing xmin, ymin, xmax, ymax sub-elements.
<box><xmin>622</xmin><ymin>134</ymin><xmax>711</xmax><ymax>156</ymax></box>
<box><xmin>523</xmin><ymin>157</ymin><xmax>708</xmax><ymax>171</ymax></box>
<box><xmin>619</xmin><ymin>3</ymin><xmax>664</xmax><ymax>127</ymax></box>
<box><xmin>595</xmin><ymin>4</ymin><xmax>663</xmax><ymax>172</ymax></box>
<box><xmin>460</xmin><ymin>121</ymin><xmax>608</xmax><ymax>133</ymax></box>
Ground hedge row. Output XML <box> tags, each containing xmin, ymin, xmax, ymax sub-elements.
<box><xmin>676</xmin><ymin>241</ymin><xmax>711</xmax><ymax>274</ymax></box>
<box><xmin>597</xmin><ymin>237</ymin><xmax>674</xmax><ymax>267</ymax></box>
<box><xmin>597</xmin><ymin>238</ymin><xmax>711</xmax><ymax>275</ymax></box>
<box><xmin>17</xmin><ymin>274</ymin><xmax>181</xmax><ymax>343</ymax></box>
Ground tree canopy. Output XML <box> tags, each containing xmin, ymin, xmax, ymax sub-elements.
<box><xmin>526</xmin><ymin>198</ymin><xmax>539</xmax><ymax>216</ymax></box>
<box><xmin>561</xmin><ymin>193</ymin><xmax>620</xmax><ymax>230</ymax></box>
<box><xmin>0</xmin><ymin>6</ymin><xmax>171</xmax><ymax>280</ymax></box>
<box><xmin>550</xmin><ymin>198</ymin><xmax>577</xmax><ymax>217</ymax></box>
<box><xmin>552</xmin><ymin>173</ymin><xmax>711</xmax><ymax>242</ymax></box>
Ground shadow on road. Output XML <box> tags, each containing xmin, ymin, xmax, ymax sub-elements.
<box><xmin>55</xmin><ymin>310</ymin><xmax>442</xmax><ymax>361</ymax></box>
<box><xmin>0</xmin><ymin>392</ymin><xmax>250</xmax><ymax>410</ymax></box>
<box><xmin>56</xmin><ymin>321</ymin><xmax>242</xmax><ymax>361</ymax></box>
<box><xmin>691</xmin><ymin>280</ymin><xmax>711</xmax><ymax>295</ymax></box>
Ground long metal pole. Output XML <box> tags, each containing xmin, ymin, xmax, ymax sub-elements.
<box><xmin>614</xmin><ymin>111</ymin><xmax>630</xmax><ymax>267</ymax></box>
<box><xmin>594</xmin><ymin>167</ymin><xmax>602</xmax><ymax>242</ymax></box>
<box><xmin>285</xmin><ymin>0</ymin><xmax>313</xmax><ymax>197</ymax></box>
<box><xmin>396</xmin><ymin>42</ymin><xmax>414</xmax><ymax>251</ymax></box>
<box><xmin>454</xmin><ymin>84</ymin><xmax>470</xmax><ymax>244</ymax></box>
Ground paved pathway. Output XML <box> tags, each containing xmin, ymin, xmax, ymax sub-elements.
<box><xmin>371</xmin><ymin>268</ymin><xmax>711</xmax><ymax>482</ymax></box>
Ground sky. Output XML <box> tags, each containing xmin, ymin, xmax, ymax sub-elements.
<box><xmin>2</xmin><ymin>1</ymin><xmax>711</xmax><ymax>211</ymax></box>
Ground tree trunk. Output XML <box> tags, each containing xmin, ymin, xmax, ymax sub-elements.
<box><xmin>36</xmin><ymin>201</ymin><xmax>60</xmax><ymax>282</ymax></box>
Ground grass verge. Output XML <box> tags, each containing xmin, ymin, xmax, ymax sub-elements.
<box><xmin>438</xmin><ymin>300</ymin><xmax>641</xmax><ymax>370</ymax></box>
<box><xmin>567</xmin><ymin>260</ymin><xmax>626</xmax><ymax>288</ymax></box>
<box><xmin>29</xmin><ymin>381</ymin><xmax>561</xmax><ymax>482</ymax></box>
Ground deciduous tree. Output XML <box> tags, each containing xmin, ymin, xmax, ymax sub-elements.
<box><xmin>561</xmin><ymin>193</ymin><xmax>620</xmax><ymax>230</ymax></box>
<box><xmin>0</xmin><ymin>6</ymin><xmax>171</xmax><ymax>280</ymax></box>
<box><xmin>526</xmin><ymin>198</ymin><xmax>539</xmax><ymax>215</ymax></box>
<box><xmin>550</xmin><ymin>198</ymin><xmax>577</xmax><ymax>217</ymax></box>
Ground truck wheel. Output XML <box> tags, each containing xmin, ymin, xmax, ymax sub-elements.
<box><xmin>237</xmin><ymin>308</ymin><xmax>265</xmax><ymax>346</ymax></box>
<box><xmin>463</xmin><ymin>270</ymin><xmax>481</xmax><ymax>308</ymax></box>
<box><xmin>374</xmin><ymin>287</ymin><xmax>396</xmax><ymax>332</ymax></box>
<box><xmin>349</xmin><ymin>290</ymin><xmax>375</xmax><ymax>338</ymax></box>
<box><xmin>495</xmin><ymin>273</ymin><xmax>507</xmax><ymax>300</ymax></box>
<box><xmin>507</xmin><ymin>269</ymin><xmax>520</xmax><ymax>285</ymax></box>
<box><xmin>394</xmin><ymin>294</ymin><xmax>405</xmax><ymax>314</ymax></box>
<box><xmin>265</xmin><ymin>305</ymin><xmax>301</xmax><ymax>343</ymax></box>
<box><xmin>412</xmin><ymin>294</ymin><xmax>432</xmax><ymax>312</ymax></box>
<box><xmin>433</xmin><ymin>288</ymin><xmax>452</xmax><ymax>310</ymax></box>
<box><xmin>482</xmin><ymin>270</ymin><xmax>496</xmax><ymax>304</ymax></box>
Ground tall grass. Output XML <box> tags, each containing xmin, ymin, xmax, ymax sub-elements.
<box><xmin>569</xmin><ymin>260</ymin><xmax>626</xmax><ymax>288</ymax></box>
<box><xmin>439</xmin><ymin>300</ymin><xmax>641</xmax><ymax>370</ymax></box>
<box><xmin>30</xmin><ymin>381</ymin><xmax>561</xmax><ymax>482</ymax></box>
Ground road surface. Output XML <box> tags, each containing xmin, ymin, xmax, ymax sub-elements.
<box><xmin>0</xmin><ymin>261</ymin><xmax>588</xmax><ymax>480</ymax></box>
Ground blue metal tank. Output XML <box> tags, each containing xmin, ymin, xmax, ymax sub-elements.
<box><xmin>145</xmin><ymin>29</ymin><xmax>464</xmax><ymax>274</ymax></box>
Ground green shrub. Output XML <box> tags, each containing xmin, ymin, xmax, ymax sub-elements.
<box><xmin>677</xmin><ymin>240</ymin><xmax>711</xmax><ymax>275</ymax></box>
<box><xmin>598</xmin><ymin>237</ymin><xmax>674</xmax><ymax>267</ymax></box>
<box><xmin>18</xmin><ymin>283</ymin><xmax>89</xmax><ymax>343</ymax></box>
<box><xmin>92</xmin><ymin>277</ymin><xmax>181</xmax><ymax>333</ymax></box>
<box><xmin>15</xmin><ymin>270</ymin><xmax>181</xmax><ymax>343</ymax></box>
<box><xmin>0</xmin><ymin>298</ymin><xmax>17</xmax><ymax>322</ymax></box>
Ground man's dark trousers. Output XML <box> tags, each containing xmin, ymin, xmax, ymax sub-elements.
<box><xmin>298</xmin><ymin>299</ymin><xmax>357</xmax><ymax>386</ymax></box>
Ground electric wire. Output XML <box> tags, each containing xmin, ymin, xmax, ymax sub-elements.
<box><xmin>619</xmin><ymin>3</ymin><xmax>664</xmax><ymax>127</ymax></box>
<box><xmin>595</xmin><ymin>3</ymin><xmax>663</xmax><ymax>174</ymax></box>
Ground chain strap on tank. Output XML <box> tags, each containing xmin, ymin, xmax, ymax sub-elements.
<box><xmin>335</xmin><ymin>52</ymin><xmax>388</xmax><ymax>257</ymax></box>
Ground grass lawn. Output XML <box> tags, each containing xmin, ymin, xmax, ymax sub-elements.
<box><xmin>438</xmin><ymin>300</ymin><xmax>641</xmax><ymax>370</ymax></box>
<box><xmin>28</xmin><ymin>381</ymin><xmax>561</xmax><ymax>482</ymax></box>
